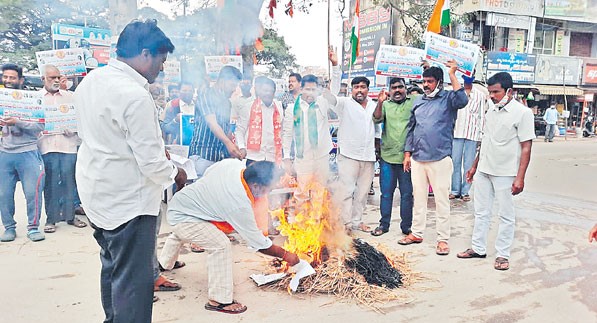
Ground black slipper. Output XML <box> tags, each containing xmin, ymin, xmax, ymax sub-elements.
<box><xmin>204</xmin><ymin>301</ymin><xmax>247</xmax><ymax>314</ymax></box>
<box><xmin>371</xmin><ymin>226</ymin><xmax>388</xmax><ymax>236</ymax></box>
<box><xmin>457</xmin><ymin>248</ymin><xmax>487</xmax><ymax>259</ymax></box>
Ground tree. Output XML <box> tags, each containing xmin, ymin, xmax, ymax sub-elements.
<box><xmin>256</xmin><ymin>28</ymin><xmax>299</xmax><ymax>78</ymax></box>
<box><xmin>0</xmin><ymin>0</ymin><xmax>109</xmax><ymax>71</ymax></box>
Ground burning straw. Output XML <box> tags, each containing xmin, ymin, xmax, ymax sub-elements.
<box><xmin>267</xmin><ymin>180</ymin><xmax>428</xmax><ymax>313</ymax></box>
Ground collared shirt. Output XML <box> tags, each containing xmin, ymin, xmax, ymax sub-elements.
<box><xmin>543</xmin><ymin>108</ymin><xmax>559</xmax><ymax>125</ymax></box>
<box><xmin>334</xmin><ymin>97</ymin><xmax>378</xmax><ymax>162</ymax></box>
<box><xmin>235</xmin><ymin>98</ymin><xmax>283</xmax><ymax>162</ymax></box>
<box><xmin>453</xmin><ymin>87</ymin><xmax>488</xmax><ymax>142</ymax></box>
<box><xmin>405</xmin><ymin>88</ymin><xmax>469</xmax><ymax>162</ymax></box>
<box><xmin>74</xmin><ymin>58</ymin><xmax>177</xmax><ymax>230</ymax></box>
<box><xmin>188</xmin><ymin>87</ymin><xmax>232</xmax><ymax>162</ymax></box>
<box><xmin>38</xmin><ymin>88</ymin><xmax>80</xmax><ymax>155</ymax></box>
<box><xmin>374</xmin><ymin>96</ymin><xmax>415</xmax><ymax>164</ymax></box>
<box><xmin>478</xmin><ymin>99</ymin><xmax>535</xmax><ymax>177</ymax></box>
<box><xmin>282</xmin><ymin>95</ymin><xmax>334</xmax><ymax>160</ymax></box>
<box><xmin>280</xmin><ymin>91</ymin><xmax>298</xmax><ymax>111</ymax></box>
<box><xmin>167</xmin><ymin>159</ymin><xmax>273</xmax><ymax>250</ymax></box>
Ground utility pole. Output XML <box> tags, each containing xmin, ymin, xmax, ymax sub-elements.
<box><xmin>562</xmin><ymin>66</ymin><xmax>568</xmax><ymax>141</ymax></box>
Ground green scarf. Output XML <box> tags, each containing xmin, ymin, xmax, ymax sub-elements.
<box><xmin>293</xmin><ymin>95</ymin><xmax>319</xmax><ymax>158</ymax></box>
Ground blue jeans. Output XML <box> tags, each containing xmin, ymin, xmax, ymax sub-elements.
<box><xmin>451</xmin><ymin>138</ymin><xmax>477</xmax><ymax>196</ymax></box>
<box><xmin>0</xmin><ymin>150</ymin><xmax>45</xmax><ymax>231</ymax></box>
<box><xmin>42</xmin><ymin>153</ymin><xmax>77</xmax><ymax>224</ymax></box>
<box><xmin>92</xmin><ymin>215</ymin><xmax>157</xmax><ymax>323</ymax></box>
<box><xmin>546</xmin><ymin>124</ymin><xmax>556</xmax><ymax>141</ymax></box>
<box><xmin>379</xmin><ymin>159</ymin><xmax>413</xmax><ymax>233</ymax></box>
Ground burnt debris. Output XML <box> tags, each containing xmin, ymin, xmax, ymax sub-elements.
<box><xmin>345</xmin><ymin>239</ymin><xmax>402</xmax><ymax>289</ymax></box>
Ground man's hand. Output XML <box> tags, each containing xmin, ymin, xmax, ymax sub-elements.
<box><xmin>465</xmin><ymin>167</ymin><xmax>477</xmax><ymax>184</ymax></box>
<box><xmin>445</xmin><ymin>59</ymin><xmax>459</xmax><ymax>75</ymax></box>
<box><xmin>511</xmin><ymin>177</ymin><xmax>524</xmax><ymax>195</ymax></box>
<box><xmin>328</xmin><ymin>46</ymin><xmax>338</xmax><ymax>66</ymax></box>
<box><xmin>588</xmin><ymin>224</ymin><xmax>597</xmax><ymax>243</ymax></box>
<box><xmin>59</xmin><ymin>76</ymin><xmax>69</xmax><ymax>90</ymax></box>
<box><xmin>174</xmin><ymin>167</ymin><xmax>187</xmax><ymax>192</ymax></box>
<box><xmin>226</xmin><ymin>142</ymin><xmax>243</xmax><ymax>160</ymax></box>
<box><xmin>403</xmin><ymin>153</ymin><xmax>411</xmax><ymax>172</ymax></box>
<box><xmin>283</xmin><ymin>251</ymin><xmax>300</xmax><ymax>266</ymax></box>
<box><xmin>239</xmin><ymin>148</ymin><xmax>247</xmax><ymax>160</ymax></box>
<box><xmin>0</xmin><ymin>117</ymin><xmax>18</xmax><ymax>126</ymax></box>
<box><xmin>421</xmin><ymin>60</ymin><xmax>430</xmax><ymax>70</ymax></box>
<box><xmin>377</xmin><ymin>89</ymin><xmax>388</xmax><ymax>102</ymax></box>
<box><xmin>63</xmin><ymin>129</ymin><xmax>75</xmax><ymax>137</ymax></box>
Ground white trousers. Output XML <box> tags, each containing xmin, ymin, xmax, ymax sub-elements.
<box><xmin>337</xmin><ymin>154</ymin><xmax>375</xmax><ymax>227</ymax></box>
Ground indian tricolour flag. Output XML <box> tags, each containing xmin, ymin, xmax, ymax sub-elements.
<box><xmin>350</xmin><ymin>0</ymin><xmax>360</xmax><ymax>66</ymax></box>
<box><xmin>426</xmin><ymin>0</ymin><xmax>451</xmax><ymax>34</ymax></box>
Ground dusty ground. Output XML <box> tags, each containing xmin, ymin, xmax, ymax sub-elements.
<box><xmin>1</xmin><ymin>137</ymin><xmax>596</xmax><ymax>323</ymax></box>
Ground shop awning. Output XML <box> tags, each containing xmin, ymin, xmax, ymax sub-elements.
<box><xmin>532</xmin><ymin>85</ymin><xmax>584</xmax><ymax>96</ymax></box>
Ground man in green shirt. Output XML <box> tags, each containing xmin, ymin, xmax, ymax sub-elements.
<box><xmin>371</xmin><ymin>77</ymin><xmax>414</xmax><ymax>236</ymax></box>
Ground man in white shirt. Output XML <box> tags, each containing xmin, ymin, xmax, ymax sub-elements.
<box><xmin>457</xmin><ymin>72</ymin><xmax>534</xmax><ymax>272</ymax></box>
<box><xmin>74</xmin><ymin>20</ymin><xmax>187</xmax><ymax>323</ymax></box>
<box><xmin>38</xmin><ymin>64</ymin><xmax>86</xmax><ymax>234</ymax></box>
<box><xmin>158</xmin><ymin>159</ymin><xmax>300</xmax><ymax>314</ymax></box>
<box><xmin>330</xmin><ymin>77</ymin><xmax>378</xmax><ymax>233</ymax></box>
<box><xmin>160</xmin><ymin>80</ymin><xmax>195</xmax><ymax>144</ymax></box>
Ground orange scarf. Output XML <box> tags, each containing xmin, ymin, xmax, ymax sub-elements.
<box><xmin>246</xmin><ymin>98</ymin><xmax>282</xmax><ymax>163</ymax></box>
<box><xmin>210</xmin><ymin>170</ymin><xmax>269</xmax><ymax>236</ymax></box>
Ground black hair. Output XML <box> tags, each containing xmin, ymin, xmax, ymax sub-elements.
<box><xmin>254</xmin><ymin>76</ymin><xmax>276</xmax><ymax>91</ymax></box>
<box><xmin>487</xmin><ymin>72</ymin><xmax>513</xmax><ymax>91</ymax></box>
<box><xmin>116</xmin><ymin>20</ymin><xmax>175</xmax><ymax>58</ymax></box>
<box><xmin>422</xmin><ymin>66</ymin><xmax>443</xmax><ymax>82</ymax></box>
<box><xmin>243</xmin><ymin>161</ymin><xmax>281</xmax><ymax>187</ymax></box>
<box><xmin>351</xmin><ymin>76</ymin><xmax>370</xmax><ymax>87</ymax></box>
<box><xmin>289</xmin><ymin>73</ymin><xmax>302</xmax><ymax>83</ymax></box>
<box><xmin>340</xmin><ymin>82</ymin><xmax>348</xmax><ymax>88</ymax></box>
<box><xmin>389</xmin><ymin>77</ymin><xmax>406</xmax><ymax>86</ymax></box>
<box><xmin>2</xmin><ymin>63</ymin><xmax>23</xmax><ymax>78</ymax></box>
<box><xmin>408</xmin><ymin>86</ymin><xmax>424</xmax><ymax>95</ymax></box>
<box><xmin>167</xmin><ymin>83</ymin><xmax>180</xmax><ymax>92</ymax></box>
<box><xmin>217</xmin><ymin>65</ymin><xmax>242</xmax><ymax>81</ymax></box>
<box><xmin>301</xmin><ymin>74</ymin><xmax>318</xmax><ymax>87</ymax></box>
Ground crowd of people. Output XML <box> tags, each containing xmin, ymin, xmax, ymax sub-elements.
<box><xmin>2</xmin><ymin>19</ymin><xmax>595</xmax><ymax>322</ymax></box>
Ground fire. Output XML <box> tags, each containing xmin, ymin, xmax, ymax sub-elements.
<box><xmin>270</xmin><ymin>180</ymin><xmax>347</xmax><ymax>266</ymax></box>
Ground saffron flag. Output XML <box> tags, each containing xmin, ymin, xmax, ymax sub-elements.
<box><xmin>350</xmin><ymin>0</ymin><xmax>360</xmax><ymax>66</ymax></box>
<box><xmin>427</xmin><ymin>0</ymin><xmax>451</xmax><ymax>34</ymax></box>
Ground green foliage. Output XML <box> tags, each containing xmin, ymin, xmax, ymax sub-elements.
<box><xmin>256</xmin><ymin>28</ymin><xmax>298</xmax><ymax>78</ymax></box>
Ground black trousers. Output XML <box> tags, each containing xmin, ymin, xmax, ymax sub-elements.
<box><xmin>92</xmin><ymin>215</ymin><xmax>157</xmax><ymax>323</ymax></box>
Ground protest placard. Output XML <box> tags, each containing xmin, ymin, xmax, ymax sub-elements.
<box><xmin>163</xmin><ymin>60</ymin><xmax>181</xmax><ymax>84</ymax></box>
<box><xmin>374</xmin><ymin>45</ymin><xmax>425</xmax><ymax>79</ymax></box>
<box><xmin>51</xmin><ymin>23</ymin><xmax>112</xmax><ymax>68</ymax></box>
<box><xmin>43</xmin><ymin>104</ymin><xmax>77</xmax><ymax>134</ymax></box>
<box><xmin>0</xmin><ymin>89</ymin><xmax>45</xmax><ymax>122</ymax></box>
<box><xmin>424</xmin><ymin>32</ymin><xmax>479</xmax><ymax>77</ymax></box>
<box><xmin>204</xmin><ymin>56</ymin><xmax>243</xmax><ymax>82</ymax></box>
<box><xmin>36</xmin><ymin>49</ymin><xmax>87</xmax><ymax>76</ymax></box>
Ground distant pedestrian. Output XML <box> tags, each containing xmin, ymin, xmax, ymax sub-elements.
<box><xmin>543</xmin><ymin>105</ymin><xmax>559</xmax><ymax>142</ymax></box>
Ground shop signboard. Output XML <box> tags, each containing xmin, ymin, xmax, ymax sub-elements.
<box><xmin>463</xmin><ymin>0</ymin><xmax>544</xmax><ymax>17</ymax></box>
<box><xmin>51</xmin><ymin>23</ymin><xmax>112</xmax><ymax>68</ymax></box>
<box><xmin>582</xmin><ymin>60</ymin><xmax>597</xmax><ymax>85</ymax></box>
<box><xmin>486</xmin><ymin>51</ymin><xmax>536</xmax><ymax>84</ymax></box>
<box><xmin>535</xmin><ymin>55</ymin><xmax>582</xmax><ymax>85</ymax></box>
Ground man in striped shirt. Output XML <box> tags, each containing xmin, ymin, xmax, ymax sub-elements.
<box><xmin>450</xmin><ymin>76</ymin><xmax>488</xmax><ymax>202</ymax></box>
<box><xmin>188</xmin><ymin>66</ymin><xmax>244</xmax><ymax>177</ymax></box>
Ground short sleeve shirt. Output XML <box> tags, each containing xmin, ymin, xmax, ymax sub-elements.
<box><xmin>478</xmin><ymin>99</ymin><xmax>535</xmax><ymax>177</ymax></box>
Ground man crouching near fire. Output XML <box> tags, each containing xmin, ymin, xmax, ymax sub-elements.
<box><xmin>158</xmin><ymin>159</ymin><xmax>300</xmax><ymax>314</ymax></box>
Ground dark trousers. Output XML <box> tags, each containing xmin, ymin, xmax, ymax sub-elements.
<box><xmin>379</xmin><ymin>158</ymin><xmax>414</xmax><ymax>233</ymax></box>
<box><xmin>42</xmin><ymin>153</ymin><xmax>77</xmax><ymax>224</ymax></box>
<box><xmin>92</xmin><ymin>215</ymin><xmax>157</xmax><ymax>323</ymax></box>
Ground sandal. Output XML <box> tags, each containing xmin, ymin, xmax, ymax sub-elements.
<box><xmin>44</xmin><ymin>224</ymin><xmax>56</xmax><ymax>234</ymax></box>
<box><xmin>371</xmin><ymin>226</ymin><xmax>388</xmax><ymax>237</ymax></box>
<box><xmin>154</xmin><ymin>275</ymin><xmax>182</xmax><ymax>292</ymax></box>
<box><xmin>436</xmin><ymin>241</ymin><xmax>450</xmax><ymax>256</ymax></box>
<box><xmin>67</xmin><ymin>218</ymin><xmax>88</xmax><ymax>228</ymax></box>
<box><xmin>153</xmin><ymin>295</ymin><xmax>159</xmax><ymax>303</ymax></box>
<box><xmin>159</xmin><ymin>260</ymin><xmax>186</xmax><ymax>272</ymax></box>
<box><xmin>351</xmin><ymin>223</ymin><xmax>371</xmax><ymax>233</ymax></box>
<box><xmin>494</xmin><ymin>257</ymin><xmax>510</xmax><ymax>271</ymax></box>
<box><xmin>457</xmin><ymin>248</ymin><xmax>486</xmax><ymax>259</ymax></box>
<box><xmin>462</xmin><ymin>195</ymin><xmax>471</xmax><ymax>202</ymax></box>
<box><xmin>204</xmin><ymin>300</ymin><xmax>247</xmax><ymax>314</ymax></box>
<box><xmin>190</xmin><ymin>243</ymin><xmax>205</xmax><ymax>253</ymax></box>
<box><xmin>449</xmin><ymin>194</ymin><xmax>460</xmax><ymax>200</ymax></box>
<box><xmin>397</xmin><ymin>234</ymin><xmax>423</xmax><ymax>245</ymax></box>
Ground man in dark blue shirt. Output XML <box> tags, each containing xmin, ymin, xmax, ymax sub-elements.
<box><xmin>398</xmin><ymin>60</ymin><xmax>468</xmax><ymax>256</ymax></box>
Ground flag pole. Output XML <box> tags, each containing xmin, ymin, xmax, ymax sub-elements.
<box><xmin>327</xmin><ymin>0</ymin><xmax>331</xmax><ymax>82</ymax></box>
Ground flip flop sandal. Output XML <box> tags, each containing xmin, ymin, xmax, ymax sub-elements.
<box><xmin>494</xmin><ymin>257</ymin><xmax>510</xmax><ymax>271</ymax></box>
<box><xmin>190</xmin><ymin>243</ymin><xmax>205</xmax><ymax>253</ymax></box>
<box><xmin>397</xmin><ymin>234</ymin><xmax>423</xmax><ymax>245</ymax></box>
<box><xmin>154</xmin><ymin>275</ymin><xmax>182</xmax><ymax>292</ymax></box>
<box><xmin>352</xmin><ymin>224</ymin><xmax>371</xmax><ymax>233</ymax></box>
<box><xmin>457</xmin><ymin>248</ymin><xmax>486</xmax><ymax>259</ymax></box>
<box><xmin>436</xmin><ymin>242</ymin><xmax>450</xmax><ymax>256</ymax></box>
<box><xmin>462</xmin><ymin>195</ymin><xmax>471</xmax><ymax>202</ymax></box>
<box><xmin>44</xmin><ymin>224</ymin><xmax>56</xmax><ymax>234</ymax></box>
<box><xmin>68</xmin><ymin>218</ymin><xmax>88</xmax><ymax>228</ymax></box>
<box><xmin>204</xmin><ymin>300</ymin><xmax>247</xmax><ymax>314</ymax></box>
<box><xmin>159</xmin><ymin>261</ymin><xmax>186</xmax><ymax>272</ymax></box>
<box><xmin>371</xmin><ymin>226</ymin><xmax>388</xmax><ymax>236</ymax></box>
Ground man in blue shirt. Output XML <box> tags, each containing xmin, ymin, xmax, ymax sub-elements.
<box><xmin>543</xmin><ymin>105</ymin><xmax>559</xmax><ymax>142</ymax></box>
<box><xmin>398</xmin><ymin>60</ymin><xmax>468</xmax><ymax>256</ymax></box>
